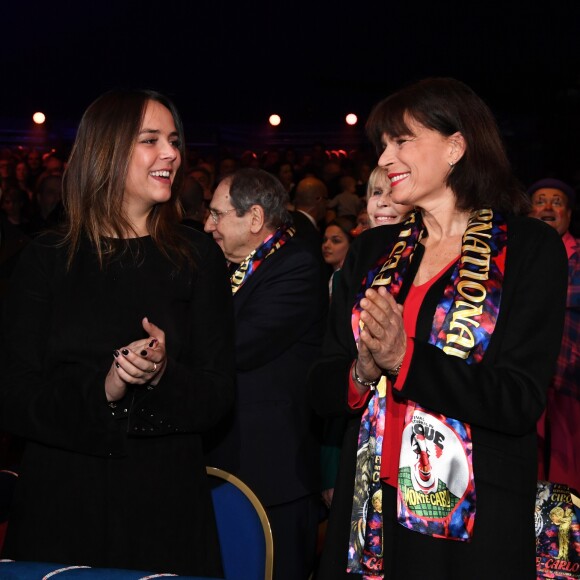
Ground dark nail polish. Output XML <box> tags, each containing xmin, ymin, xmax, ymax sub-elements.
<box><xmin>113</xmin><ymin>350</ymin><xmax>119</xmax><ymax>358</ymax></box>
<box><xmin>140</xmin><ymin>350</ymin><xmax>148</xmax><ymax>357</ymax></box>
<box><xmin>149</xmin><ymin>339</ymin><xmax>157</xmax><ymax>347</ymax></box>
<box><xmin>115</xmin><ymin>362</ymin><xmax>120</xmax><ymax>368</ymax></box>
<box><xmin>121</xmin><ymin>349</ymin><xmax>129</xmax><ymax>356</ymax></box>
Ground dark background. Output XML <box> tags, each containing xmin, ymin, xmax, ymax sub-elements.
<box><xmin>3</xmin><ymin>1</ymin><xmax>580</xmax><ymax>185</ymax></box>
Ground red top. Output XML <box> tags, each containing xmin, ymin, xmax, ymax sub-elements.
<box><xmin>348</xmin><ymin>256</ymin><xmax>458</xmax><ymax>485</ymax></box>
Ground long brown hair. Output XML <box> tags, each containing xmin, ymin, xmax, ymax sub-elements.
<box><xmin>62</xmin><ymin>89</ymin><xmax>193</xmax><ymax>268</ymax></box>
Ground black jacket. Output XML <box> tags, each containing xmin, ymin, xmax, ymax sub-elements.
<box><xmin>310</xmin><ymin>215</ymin><xmax>568</xmax><ymax>579</ymax></box>
<box><xmin>206</xmin><ymin>235</ymin><xmax>326</xmax><ymax>506</ymax></box>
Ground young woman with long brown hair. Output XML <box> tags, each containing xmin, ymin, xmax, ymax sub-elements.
<box><xmin>0</xmin><ymin>89</ymin><xmax>235</xmax><ymax>576</ymax></box>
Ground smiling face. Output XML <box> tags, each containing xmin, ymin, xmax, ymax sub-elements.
<box><xmin>529</xmin><ymin>188</ymin><xmax>571</xmax><ymax>236</ymax></box>
<box><xmin>377</xmin><ymin>116</ymin><xmax>463</xmax><ymax>210</ymax></box>
<box><xmin>123</xmin><ymin>100</ymin><xmax>181</xmax><ymax>222</ymax></box>
<box><xmin>366</xmin><ymin>168</ymin><xmax>413</xmax><ymax>227</ymax></box>
<box><xmin>322</xmin><ymin>224</ymin><xmax>350</xmax><ymax>270</ymax></box>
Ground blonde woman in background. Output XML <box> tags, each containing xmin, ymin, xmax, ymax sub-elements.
<box><xmin>366</xmin><ymin>165</ymin><xmax>413</xmax><ymax>228</ymax></box>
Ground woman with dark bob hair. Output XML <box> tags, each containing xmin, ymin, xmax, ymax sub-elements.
<box><xmin>309</xmin><ymin>77</ymin><xmax>568</xmax><ymax>579</ymax></box>
<box><xmin>0</xmin><ymin>89</ymin><xmax>235</xmax><ymax>576</ymax></box>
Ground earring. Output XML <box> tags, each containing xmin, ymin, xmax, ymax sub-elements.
<box><xmin>449</xmin><ymin>161</ymin><xmax>454</xmax><ymax>167</ymax></box>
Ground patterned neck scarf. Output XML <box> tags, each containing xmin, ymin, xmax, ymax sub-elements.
<box><xmin>230</xmin><ymin>224</ymin><xmax>295</xmax><ymax>295</ymax></box>
<box><xmin>347</xmin><ymin>209</ymin><xmax>508</xmax><ymax>578</ymax></box>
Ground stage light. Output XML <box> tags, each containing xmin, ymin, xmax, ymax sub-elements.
<box><xmin>269</xmin><ymin>114</ymin><xmax>281</xmax><ymax>126</ymax></box>
<box><xmin>33</xmin><ymin>112</ymin><xmax>46</xmax><ymax>125</ymax></box>
<box><xmin>345</xmin><ymin>113</ymin><xmax>358</xmax><ymax>126</ymax></box>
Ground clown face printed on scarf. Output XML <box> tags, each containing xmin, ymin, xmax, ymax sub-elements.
<box><xmin>398</xmin><ymin>412</ymin><xmax>470</xmax><ymax>520</ymax></box>
<box><xmin>410</xmin><ymin>431</ymin><xmax>437</xmax><ymax>492</ymax></box>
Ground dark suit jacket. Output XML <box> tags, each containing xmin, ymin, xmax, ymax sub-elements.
<box><xmin>310</xmin><ymin>215</ymin><xmax>568</xmax><ymax>579</ymax></box>
<box><xmin>291</xmin><ymin>210</ymin><xmax>321</xmax><ymax>250</ymax></box>
<box><xmin>205</xmin><ymin>235</ymin><xmax>326</xmax><ymax>506</ymax></box>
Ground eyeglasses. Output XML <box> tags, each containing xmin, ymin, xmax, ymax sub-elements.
<box><xmin>208</xmin><ymin>207</ymin><xmax>236</xmax><ymax>224</ymax></box>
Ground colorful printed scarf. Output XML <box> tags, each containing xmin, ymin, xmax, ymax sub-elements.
<box><xmin>230</xmin><ymin>225</ymin><xmax>295</xmax><ymax>295</ymax></box>
<box><xmin>347</xmin><ymin>209</ymin><xmax>508</xmax><ymax>578</ymax></box>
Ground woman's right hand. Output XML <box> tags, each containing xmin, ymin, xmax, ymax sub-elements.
<box><xmin>358</xmin><ymin>286</ymin><xmax>406</xmax><ymax>372</ymax></box>
<box><xmin>104</xmin><ymin>340</ymin><xmax>157</xmax><ymax>402</ymax></box>
<box><xmin>104</xmin><ymin>318</ymin><xmax>167</xmax><ymax>402</ymax></box>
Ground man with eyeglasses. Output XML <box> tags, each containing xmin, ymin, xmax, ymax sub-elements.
<box><xmin>204</xmin><ymin>168</ymin><xmax>325</xmax><ymax>580</ymax></box>
<box><xmin>529</xmin><ymin>178</ymin><xmax>580</xmax><ymax>494</ymax></box>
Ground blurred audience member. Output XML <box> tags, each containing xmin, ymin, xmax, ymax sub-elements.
<box><xmin>0</xmin><ymin>187</ymin><xmax>30</xmax><ymax>233</ymax></box>
<box><xmin>281</xmin><ymin>147</ymin><xmax>302</xmax><ymax>175</ymax></box>
<box><xmin>355</xmin><ymin>160</ymin><xmax>373</xmax><ymax>198</ymax></box>
<box><xmin>328</xmin><ymin>176</ymin><xmax>362</xmax><ymax>218</ymax></box>
<box><xmin>321</xmin><ymin>159</ymin><xmax>342</xmax><ymax>198</ymax></box>
<box><xmin>277</xmin><ymin>162</ymin><xmax>297</xmax><ymax>198</ymax></box>
<box><xmin>14</xmin><ymin>162</ymin><xmax>33</xmax><ymax>202</ymax></box>
<box><xmin>319</xmin><ymin>215</ymin><xmax>356</xmax><ymax>526</ymax></box>
<box><xmin>217</xmin><ymin>155</ymin><xmax>238</xmax><ymax>182</ymax></box>
<box><xmin>291</xmin><ymin>176</ymin><xmax>328</xmax><ymax>248</ymax></box>
<box><xmin>0</xmin><ymin>156</ymin><xmax>15</xmax><ymax>192</ymax></box>
<box><xmin>42</xmin><ymin>154</ymin><xmax>64</xmax><ymax>177</ymax></box>
<box><xmin>261</xmin><ymin>149</ymin><xmax>281</xmax><ymax>173</ymax></box>
<box><xmin>0</xmin><ymin>157</ymin><xmax>13</xmax><ymax>177</ymax></box>
<box><xmin>322</xmin><ymin>216</ymin><xmax>356</xmax><ymax>287</ymax></box>
<box><xmin>25</xmin><ymin>149</ymin><xmax>43</xmax><ymax>187</ymax></box>
<box><xmin>529</xmin><ymin>178</ymin><xmax>580</xmax><ymax>492</ymax></box>
<box><xmin>180</xmin><ymin>175</ymin><xmax>207</xmax><ymax>232</ymax></box>
<box><xmin>28</xmin><ymin>174</ymin><xmax>64</xmax><ymax>235</ymax></box>
<box><xmin>240</xmin><ymin>149</ymin><xmax>260</xmax><ymax>169</ymax></box>
<box><xmin>190</xmin><ymin>165</ymin><xmax>214</xmax><ymax>203</ymax></box>
<box><xmin>351</xmin><ymin>208</ymin><xmax>371</xmax><ymax>237</ymax></box>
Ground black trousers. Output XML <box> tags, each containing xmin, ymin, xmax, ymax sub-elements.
<box><xmin>266</xmin><ymin>493</ymin><xmax>319</xmax><ymax>580</ymax></box>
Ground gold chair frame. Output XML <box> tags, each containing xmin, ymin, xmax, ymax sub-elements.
<box><xmin>206</xmin><ymin>466</ymin><xmax>274</xmax><ymax>580</ymax></box>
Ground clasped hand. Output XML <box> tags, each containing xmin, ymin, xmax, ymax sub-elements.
<box><xmin>105</xmin><ymin>317</ymin><xmax>167</xmax><ymax>402</ymax></box>
<box><xmin>356</xmin><ymin>286</ymin><xmax>406</xmax><ymax>384</ymax></box>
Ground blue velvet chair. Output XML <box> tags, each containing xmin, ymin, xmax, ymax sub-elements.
<box><xmin>206</xmin><ymin>466</ymin><xmax>273</xmax><ymax>580</ymax></box>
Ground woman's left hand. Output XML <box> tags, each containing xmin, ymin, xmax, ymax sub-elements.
<box><xmin>359</xmin><ymin>286</ymin><xmax>406</xmax><ymax>372</ymax></box>
<box><xmin>114</xmin><ymin>318</ymin><xmax>167</xmax><ymax>387</ymax></box>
